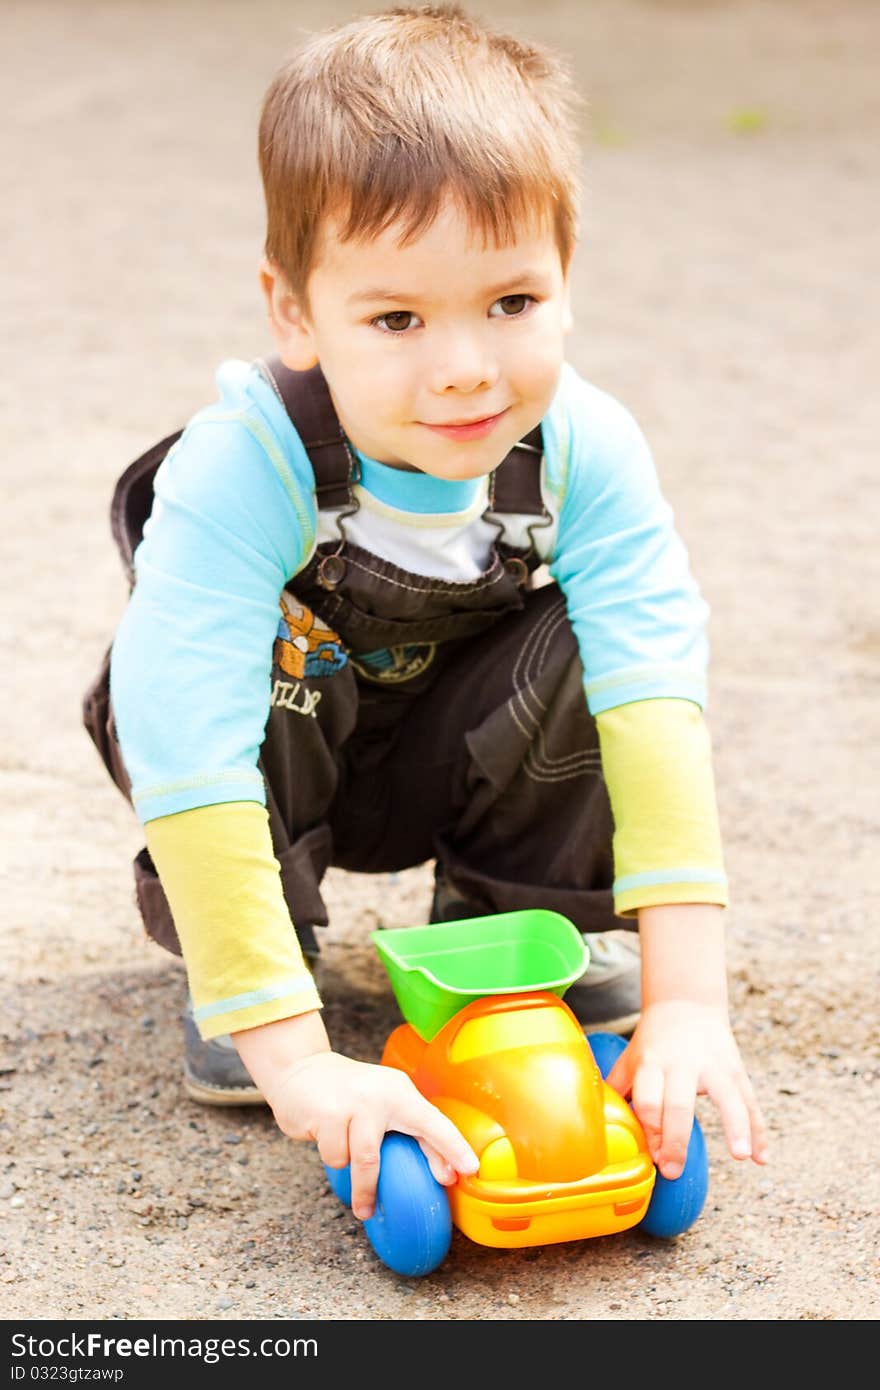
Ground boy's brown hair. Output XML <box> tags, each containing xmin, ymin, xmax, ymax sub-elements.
<box><xmin>258</xmin><ymin>3</ymin><xmax>583</xmax><ymax>301</ymax></box>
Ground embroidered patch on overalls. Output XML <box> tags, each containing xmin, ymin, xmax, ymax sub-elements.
<box><xmin>274</xmin><ymin>595</ymin><xmax>348</xmax><ymax>679</ymax></box>
<box><xmin>349</xmin><ymin>645</ymin><xmax>437</xmax><ymax>684</ymax></box>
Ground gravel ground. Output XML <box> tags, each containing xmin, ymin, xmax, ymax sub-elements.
<box><xmin>1</xmin><ymin>0</ymin><xmax>878</xmax><ymax>1323</ymax></box>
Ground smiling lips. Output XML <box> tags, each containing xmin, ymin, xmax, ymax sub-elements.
<box><xmin>420</xmin><ymin>408</ymin><xmax>509</xmax><ymax>441</ymax></box>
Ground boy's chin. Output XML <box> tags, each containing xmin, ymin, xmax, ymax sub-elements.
<box><xmin>383</xmin><ymin>452</ymin><xmax>500</xmax><ymax>481</ymax></box>
<box><xmin>420</xmin><ymin>458</ymin><xmax>497</xmax><ymax>481</ymax></box>
<box><xmin>416</xmin><ymin>441</ymin><xmax>519</xmax><ymax>481</ymax></box>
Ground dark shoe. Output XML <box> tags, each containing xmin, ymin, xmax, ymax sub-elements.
<box><xmin>430</xmin><ymin>872</ymin><xmax>641</xmax><ymax>1036</ymax></box>
<box><xmin>563</xmin><ymin>932</ymin><xmax>641</xmax><ymax>1037</ymax></box>
<box><xmin>429</xmin><ymin>876</ymin><xmax>485</xmax><ymax>925</ymax></box>
<box><xmin>183</xmin><ymin>931</ymin><xmax>322</xmax><ymax>1107</ymax></box>
<box><xmin>183</xmin><ymin>1002</ymin><xmax>266</xmax><ymax>1106</ymax></box>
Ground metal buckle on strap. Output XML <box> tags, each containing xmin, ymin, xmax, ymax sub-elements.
<box><xmin>503</xmin><ymin>556</ymin><xmax>530</xmax><ymax>587</ymax></box>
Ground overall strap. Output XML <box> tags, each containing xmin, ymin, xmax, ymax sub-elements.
<box><xmin>257</xmin><ymin>354</ymin><xmax>545</xmax><ymax>516</ymax></box>
<box><xmin>488</xmin><ymin>426</ymin><xmax>544</xmax><ymax>516</ymax></box>
<box><xmin>257</xmin><ymin>356</ymin><xmax>352</xmax><ymax>508</ymax></box>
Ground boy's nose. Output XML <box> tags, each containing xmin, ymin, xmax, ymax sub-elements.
<box><xmin>429</xmin><ymin>332</ymin><xmax>499</xmax><ymax>395</ymax></box>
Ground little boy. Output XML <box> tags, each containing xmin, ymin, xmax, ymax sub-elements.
<box><xmin>84</xmin><ymin>3</ymin><xmax>767</xmax><ymax>1221</ymax></box>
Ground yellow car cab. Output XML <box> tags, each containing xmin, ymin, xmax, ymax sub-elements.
<box><xmin>382</xmin><ymin>990</ymin><xmax>655</xmax><ymax>1249</ymax></box>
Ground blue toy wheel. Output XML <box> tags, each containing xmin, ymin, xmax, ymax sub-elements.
<box><xmin>324</xmin><ymin>1132</ymin><xmax>452</xmax><ymax>1277</ymax></box>
<box><xmin>586</xmin><ymin>1031</ymin><xmax>709</xmax><ymax>1237</ymax></box>
<box><xmin>640</xmin><ymin>1116</ymin><xmax>709</xmax><ymax>1238</ymax></box>
<box><xmin>586</xmin><ymin>1030</ymin><xmax>628</xmax><ymax>1079</ymax></box>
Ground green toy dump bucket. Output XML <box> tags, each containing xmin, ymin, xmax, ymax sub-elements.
<box><xmin>371</xmin><ymin>910</ymin><xmax>588</xmax><ymax>1042</ymax></box>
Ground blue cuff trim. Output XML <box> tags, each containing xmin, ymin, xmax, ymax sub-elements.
<box><xmin>585</xmin><ymin>667</ymin><xmax>707</xmax><ymax>716</ymax></box>
<box><xmin>613</xmin><ymin>867</ymin><xmax>728</xmax><ymax>894</ymax></box>
<box><xmin>194</xmin><ymin>976</ymin><xmax>320</xmax><ymax>1025</ymax></box>
<box><xmin>134</xmin><ymin>770</ymin><xmax>266</xmax><ymax>823</ymax></box>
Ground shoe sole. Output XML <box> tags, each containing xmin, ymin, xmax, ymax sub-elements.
<box><xmin>183</xmin><ymin>1070</ymin><xmax>267</xmax><ymax>1107</ymax></box>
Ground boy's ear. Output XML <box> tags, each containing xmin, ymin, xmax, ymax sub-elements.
<box><xmin>561</xmin><ymin>267</ymin><xmax>574</xmax><ymax>335</ymax></box>
<box><xmin>260</xmin><ymin>258</ymin><xmax>319</xmax><ymax>370</ymax></box>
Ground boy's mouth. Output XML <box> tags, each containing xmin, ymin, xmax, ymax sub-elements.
<box><xmin>419</xmin><ymin>408</ymin><xmax>509</xmax><ymax>441</ymax></box>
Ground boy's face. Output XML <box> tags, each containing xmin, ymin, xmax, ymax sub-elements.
<box><xmin>263</xmin><ymin>198</ymin><xmax>572</xmax><ymax>479</ymax></box>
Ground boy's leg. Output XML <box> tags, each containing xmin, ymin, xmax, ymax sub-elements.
<box><xmin>330</xmin><ymin>583</ymin><xmax>641</xmax><ymax>1034</ymax></box>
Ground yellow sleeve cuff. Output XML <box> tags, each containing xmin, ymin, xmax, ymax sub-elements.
<box><xmin>595</xmin><ymin>698</ymin><xmax>728</xmax><ymax>917</ymax></box>
<box><xmin>145</xmin><ymin>801</ymin><xmax>321</xmax><ymax>1040</ymax></box>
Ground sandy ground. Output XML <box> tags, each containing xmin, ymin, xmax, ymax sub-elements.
<box><xmin>1</xmin><ymin>0</ymin><xmax>878</xmax><ymax>1324</ymax></box>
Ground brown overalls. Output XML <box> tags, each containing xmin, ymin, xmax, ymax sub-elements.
<box><xmin>83</xmin><ymin>358</ymin><xmax>618</xmax><ymax>961</ymax></box>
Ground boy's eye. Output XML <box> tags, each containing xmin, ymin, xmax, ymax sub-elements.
<box><xmin>374</xmin><ymin>311</ymin><xmax>418</xmax><ymax>333</ymax></box>
<box><xmin>490</xmin><ymin>294</ymin><xmax>534</xmax><ymax>317</ymax></box>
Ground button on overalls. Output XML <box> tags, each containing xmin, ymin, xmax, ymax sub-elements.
<box><xmin>83</xmin><ymin>358</ymin><xmax>617</xmax><ymax>962</ymax></box>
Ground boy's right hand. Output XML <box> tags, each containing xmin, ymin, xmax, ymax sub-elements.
<box><xmin>232</xmin><ymin>1011</ymin><xmax>480</xmax><ymax>1220</ymax></box>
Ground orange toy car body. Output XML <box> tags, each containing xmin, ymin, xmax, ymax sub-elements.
<box><xmin>382</xmin><ymin>990</ymin><xmax>655</xmax><ymax>1248</ymax></box>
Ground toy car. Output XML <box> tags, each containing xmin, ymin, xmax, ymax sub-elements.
<box><xmin>324</xmin><ymin>911</ymin><xmax>708</xmax><ymax>1275</ymax></box>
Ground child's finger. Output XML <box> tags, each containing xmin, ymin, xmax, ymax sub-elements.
<box><xmin>315</xmin><ymin>1116</ymin><xmax>352</xmax><ymax>1174</ymax></box>
<box><xmin>711</xmin><ymin>1067</ymin><xmax>767</xmax><ymax>1167</ymax></box>
<box><xmin>417</xmin><ymin>1140</ymin><xmax>459</xmax><ymax>1186</ymax></box>
<box><xmin>705</xmin><ymin>1068</ymin><xmax>756</xmax><ymax>1164</ymax></box>
<box><xmin>740</xmin><ymin>1074</ymin><xmax>769</xmax><ymax>1164</ymax></box>
<box><xmin>346</xmin><ymin>1113</ymin><xmax>385</xmax><ymax>1220</ymax></box>
<box><xmin>631</xmin><ymin>1059</ymin><xmax>665</xmax><ymax>1159</ymax></box>
<box><xmin>397</xmin><ymin>1094</ymin><xmax>479</xmax><ymax>1178</ymax></box>
<box><xmin>656</xmin><ymin>1066</ymin><xmax>697</xmax><ymax>1179</ymax></box>
<box><xmin>724</xmin><ymin>1065</ymin><xmax>769</xmax><ymax>1164</ymax></box>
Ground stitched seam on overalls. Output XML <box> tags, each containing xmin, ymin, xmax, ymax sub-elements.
<box><xmin>520</xmin><ymin>753</ymin><xmax>603</xmax><ymax>784</ymax></box>
<box><xmin>508</xmin><ymin>602</ymin><xmax>563</xmax><ymax>739</ymax></box>
<box><xmin>523</xmin><ymin>608</ymin><xmax>603</xmax><ymax>776</ymax></box>
<box><xmin>504</xmin><ymin>601</ymin><xmax>604</xmax><ymax>780</ymax></box>
<box><xmin>514</xmin><ymin>596</ymin><xmax>567</xmax><ymax>704</ymax></box>
<box><xmin>337</xmin><ymin>550</ymin><xmax>509</xmax><ymax>597</ymax></box>
<box><xmin>510</xmin><ymin>596</ymin><xmax>565</xmax><ymax>727</ymax></box>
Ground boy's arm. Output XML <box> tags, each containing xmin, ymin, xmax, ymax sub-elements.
<box><xmin>544</xmin><ymin>373</ymin><xmax>766</xmax><ymax>1171</ymax></box>
<box><xmin>594</xmin><ymin>702</ymin><xmax>768</xmax><ymax>1174</ymax></box>
<box><xmin>144</xmin><ymin>803</ymin><xmax>322</xmax><ymax>1037</ymax></box>
<box><xmin>145</xmin><ymin>804</ymin><xmax>480</xmax><ymax>1219</ymax></box>
<box><xmin>114</xmin><ymin>395</ymin><xmax>479</xmax><ymax>1211</ymax></box>
<box><xmin>607</xmin><ymin>903</ymin><xmax>768</xmax><ymax>1180</ymax></box>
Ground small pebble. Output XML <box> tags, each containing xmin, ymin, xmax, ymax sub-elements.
<box><xmin>217</xmin><ymin>1295</ymin><xmax>234</xmax><ymax>1310</ymax></box>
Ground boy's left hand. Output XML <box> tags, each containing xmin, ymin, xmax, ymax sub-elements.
<box><xmin>606</xmin><ymin>1000</ymin><xmax>769</xmax><ymax>1180</ymax></box>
